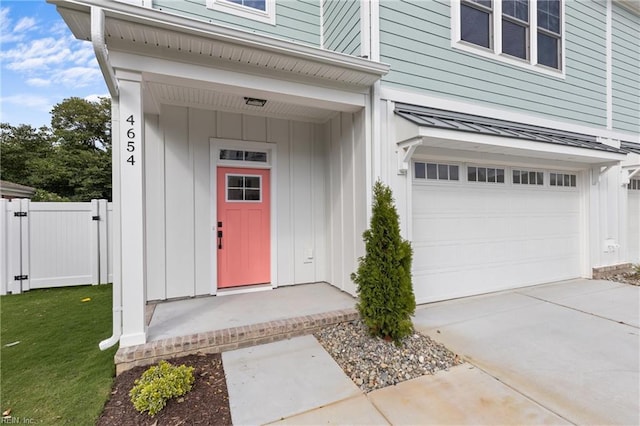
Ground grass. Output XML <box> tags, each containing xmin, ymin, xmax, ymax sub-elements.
<box><xmin>0</xmin><ymin>284</ymin><xmax>117</xmax><ymax>425</ymax></box>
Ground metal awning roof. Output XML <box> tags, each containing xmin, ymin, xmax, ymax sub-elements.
<box><xmin>621</xmin><ymin>141</ymin><xmax>640</xmax><ymax>155</ymax></box>
<box><xmin>395</xmin><ymin>103</ymin><xmax>626</xmax><ymax>155</ymax></box>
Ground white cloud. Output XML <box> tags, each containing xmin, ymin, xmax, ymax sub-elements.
<box><xmin>84</xmin><ymin>94</ymin><xmax>111</xmax><ymax>103</ymax></box>
<box><xmin>13</xmin><ymin>16</ymin><xmax>36</xmax><ymax>32</ymax></box>
<box><xmin>1</xmin><ymin>94</ymin><xmax>51</xmax><ymax>111</ymax></box>
<box><xmin>53</xmin><ymin>66</ymin><xmax>102</xmax><ymax>88</ymax></box>
<box><xmin>26</xmin><ymin>77</ymin><xmax>51</xmax><ymax>87</ymax></box>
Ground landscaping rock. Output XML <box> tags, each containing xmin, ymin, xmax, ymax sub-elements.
<box><xmin>314</xmin><ymin>319</ymin><xmax>462</xmax><ymax>393</ymax></box>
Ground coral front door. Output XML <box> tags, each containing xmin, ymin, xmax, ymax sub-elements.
<box><xmin>216</xmin><ymin>167</ymin><xmax>271</xmax><ymax>288</ymax></box>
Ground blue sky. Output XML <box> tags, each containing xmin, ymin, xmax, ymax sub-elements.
<box><xmin>0</xmin><ymin>0</ymin><xmax>108</xmax><ymax>128</ymax></box>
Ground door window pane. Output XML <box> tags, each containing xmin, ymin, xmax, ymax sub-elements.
<box><xmin>245</xmin><ymin>151</ymin><xmax>267</xmax><ymax>162</ymax></box>
<box><xmin>220</xmin><ymin>149</ymin><xmax>244</xmax><ymax>160</ymax></box>
<box><xmin>450</xmin><ymin>165</ymin><xmax>460</xmax><ymax>181</ymax></box>
<box><xmin>438</xmin><ymin>164</ymin><xmax>449</xmax><ymax>180</ymax></box>
<box><xmin>468</xmin><ymin>166</ymin><xmax>477</xmax><ymax>181</ymax></box>
<box><xmin>497</xmin><ymin>168</ymin><xmax>505</xmax><ymax>183</ymax></box>
<box><xmin>226</xmin><ymin>174</ymin><xmax>262</xmax><ymax>201</ymax></box>
<box><xmin>415</xmin><ymin>162</ymin><xmax>426</xmax><ymax>179</ymax></box>
<box><xmin>427</xmin><ymin>163</ymin><xmax>438</xmax><ymax>179</ymax></box>
<box><xmin>245</xmin><ymin>189</ymin><xmax>261</xmax><ymax>200</ymax></box>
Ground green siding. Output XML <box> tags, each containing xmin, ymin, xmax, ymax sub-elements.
<box><xmin>612</xmin><ymin>4</ymin><xmax>640</xmax><ymax>133</ymax></box>
<box><xmin>322</xmin><ymin>0</ymin><xmax>360</xmax><ymax>55</ymax></box>
<box><xmin>379</xmin><ymin>0</ymin><xmax>609</xmax><ymax>129</ymax></box>
<box><xmin>153</xmin><ymin>0</ymin><xmax>321</xmax><ymax>46</ymax></box>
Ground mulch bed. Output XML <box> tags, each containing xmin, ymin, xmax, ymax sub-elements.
<box><xmin>97</xmin><ymin>353</ymin><xmax>231</xmax><ymax>426</ymax></box>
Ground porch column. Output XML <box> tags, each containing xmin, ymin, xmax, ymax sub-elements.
<box><xmin>117</xmin><ymin>70</ymin><xmax>146</xmax><ymax>346</ymax></box>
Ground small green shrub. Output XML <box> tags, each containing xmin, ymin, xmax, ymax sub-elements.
<box><xmin>352</xmin><ymin>180</ymin><xmax>416</xmax><ymax>343</ymax></box>
<box><xmin>633</xmin><ymin>263</ymin><xmax>640</xmax><ymax>276</ymax></box>
<box><xmin>129</xmin><ymin>360</ymin><xmax>195</xmax><ymax>417</ymax></box>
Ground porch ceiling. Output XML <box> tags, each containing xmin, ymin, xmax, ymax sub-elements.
<box><xmin>52</xmin><ymin>1</ymin><xmax>389</xmax><ymax>90</ymax></box>
<box><xmin>144</xmin><ymin>80</ymin><xmax>338</xmax><ymax>122</ymax></box>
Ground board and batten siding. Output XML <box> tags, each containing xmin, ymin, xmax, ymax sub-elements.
<box><xmin>322</xmin><ymin>0</ymin><xmax>361</xmax><ymax>55</ymax></box>
<box><xmin>144</xmin><ymin>106</ymin><xmax>331</xmax><ymax>301</ymax></box>
<box><xmin>153</xmin><ymin>0</ymin><xmax>321</xmax><ymax>46</ymax></box>
<box><xmin>379</xmin><ymin>0</ymin><xmax>608</xmax><ymax>128</ymax></box>
<box><xmin>325</xmin><ymin>111</ymin><xmax>368</xmax><ymax>296</ymax></box>
<box><xmin>612</xmin><ymin>4</ymin><xmax>640</xmax><ymax>133</ymax></box>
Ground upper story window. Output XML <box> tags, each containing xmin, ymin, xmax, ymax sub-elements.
<box><xmin>454</xmin><ymin>0</ymin><xmax>564</xmax><ymax>76</ymax></box>
<box><xmin>206</xmin><ymin>0</ymin><xmax>276</xmax><ymax>25</ymax></box>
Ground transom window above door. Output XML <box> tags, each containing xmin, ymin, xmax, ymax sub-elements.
<box><xmin>220</xmin><ymin>149</ymin><xmax>268</xmax><ymax>163</ymax></box>
<box><xmin>226</xmin><ymin>175</ymin><xmax>262</xmax><ymax>201</ymax></box>
<box><xmin>455</xmin><ymin>0</ymin><xmax>563</xmax><ymax>75</ymax></box>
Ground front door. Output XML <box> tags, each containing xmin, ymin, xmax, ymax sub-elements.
<box><xmin>216</xmin><ymin>167</ymin><xmax>271</xmax><ymax>288</ymax></box>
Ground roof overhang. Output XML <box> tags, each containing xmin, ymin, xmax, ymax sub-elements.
<box><xmin>394</xmin><ymin>104</ymin><xmax>628</xmax><ymax>173</ymax></box>
<box><xmin>48</xmin><ymin>0</ymin><xmax>389</xmax><ymax>91</ymax></box>
<box><xmin>0</xmin><ymin>181</ymin><xmax>36</xmax><ymax>199</ymax></box>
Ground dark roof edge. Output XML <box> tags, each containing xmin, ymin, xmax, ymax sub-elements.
<box><xmin>621</xmin><ymin>141</ymin><xmax>640</xmax><ymax>155</ymax></box>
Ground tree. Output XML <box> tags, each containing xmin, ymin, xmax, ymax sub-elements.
<box><xmin>51</xmin><ymin>97</ymin><xmax>111</xmax><ymax>151</ymax></box>
<box><xmin>351</xmin><ymin>180</ymin><xmax>416</xmax><ymax>343</ymax></box>
<box><xmin>0</xmin><ymin>97</ymin><xmax>112</xmax><ymax>201</ymax></box>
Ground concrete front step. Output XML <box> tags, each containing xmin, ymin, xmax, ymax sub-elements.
<box><xmin>114</xmin><ymin>308</ymin><xmax>358</xmax><ymax>375</ymax></box>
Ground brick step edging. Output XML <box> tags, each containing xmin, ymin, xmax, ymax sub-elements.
<box><xmin>115</xmin><ymin>308</ymin><xmax>359</xmax><ymax>375</ymax></box>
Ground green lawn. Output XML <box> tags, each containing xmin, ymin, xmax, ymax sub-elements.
<box><xmin>0</xmin><ymin>285</ymin><xmax>117</xmax><ymax>425</ymax></box>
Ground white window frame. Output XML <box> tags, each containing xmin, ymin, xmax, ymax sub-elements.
<box><xmin>206</xmin><ymin>0</ymin><xmax>276</xmax><ymax>25</ymax></box>
<box><xmin>225</xmin><ymin>173</ymin><xmax>263</xmax><ymax>203</ymax></box>
<box><xmin>467</xmin><ymin>164</ymin><xmax>506</xmax><ymax>184</ymax></box>
<box><xmin>414</xmin><ymin>161</ymin><xmax>461</xmax><ymax>182</ymax></box>
<box><xmin>451</xmin><ymin>0</ymin><xmax>566</xmax><ymax>78</ymax></box>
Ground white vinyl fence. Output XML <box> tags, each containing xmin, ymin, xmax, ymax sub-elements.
<box><xmin>0</xmin><ymin>199</ymin><xmax>112</xmax><ymax>295</ymax></box>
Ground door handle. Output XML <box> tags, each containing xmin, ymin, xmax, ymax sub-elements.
<box><xmin>217</xmin><ymin>230</ymin><xmax>223</xmax><ymax>249</ymax></box>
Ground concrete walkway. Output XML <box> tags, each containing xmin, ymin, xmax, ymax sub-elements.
<box><xmin>221</xmin><ymin>279</ymin><xmax>638</xmax><ymax>425</ymax></box>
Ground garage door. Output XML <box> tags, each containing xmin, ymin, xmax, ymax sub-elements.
<box><xmin>412</xmin><ymin>162</ymin><xmax>582</xmax><ymax>303</ymax></box>
<box><xmin>628</xmin><ymin>178</ymin><xmax>640</xmax><ymax>263</ymax></box>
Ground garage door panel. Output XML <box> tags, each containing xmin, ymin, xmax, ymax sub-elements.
<box><xmin>412</xmin><ymin>178</ymin><xmax>581</xmax><ymax>303</ymax></box>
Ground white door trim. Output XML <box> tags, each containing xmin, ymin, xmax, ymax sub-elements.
<box><xmin>209</xmin><ymin>138</ymin><xmax>278</xmax><ymax>295</ymax></box>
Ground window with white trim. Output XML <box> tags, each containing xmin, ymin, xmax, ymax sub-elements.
<box><xmin>468</xmin><ymin>166</ymin><xmax>505</xmax><ymax>183</ymax></box>
<box><xmin>455</xmin><ymin>0</ymin><xmax>563</xmax><ymax>73</ymax></box>
<box><xmin>206</xmin><ymin>0</ymin><xmax>275</xmax><ymax>25</ymax></box>
<box><xmin>629</xmin><ymin>179</ymin><xmax>640</xmax><ymax>190</ymax></box>
<box><xmin>513</xmin><ymin>169</ymin><xmax>544</xmax><ymax>185</ymax></box>
<box><xmin>226</xmin><ymin>174</ymin><xmax>262</xmax><ymax>201</ymax></box>
<box><xmin>415</xmin><ymin>162</ymin><xmax>460</xmax><ymax>181</ymax></box>
<box><xmin>219</xmin><ymin>149</ymin><xmax>268</xmax><ymax>163</ymax></box>
<box><xmin>550</xmin><ymin>172</ymin><xmax>576</xmax><ymax>187</ymax></box>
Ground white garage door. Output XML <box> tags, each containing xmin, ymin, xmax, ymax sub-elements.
<box><xmin>628</xmin><ymin>179</ymin><xmax>640</xmax><ymax>263</ymax></box>
<box><xmin>412</xmin><ymin>162</ymin><xmax>582</xmax><ymax>304</ymax></box>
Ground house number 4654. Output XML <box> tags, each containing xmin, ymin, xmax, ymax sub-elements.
<box><xmin>125</xmin><ymin>114</ymin><xmax>136</xmax><ymax>166</ymax></box>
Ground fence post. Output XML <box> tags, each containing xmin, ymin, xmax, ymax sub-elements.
<box><xmin>0</xmin><ymin>199</ymin><xmax>7</xmax><ymax>295</ymax></box>
<box><xmin>7</xmin><ymin>200</ymin><xmax>23</xmax><ymax>293</ymax></box>
<box><xmin>90</xmin><ymin>199</ymin><xmax>100</xmax><ymax>285</ymax></box>
<box><xmin>98</xmin><ymin>199</ymin><xmax>109</xmax><ymax>284</ymax></box>
<box><xmin>20</xmin><ymin>199</ymin><xmax>30</xmax><ymax>292</ymax></box>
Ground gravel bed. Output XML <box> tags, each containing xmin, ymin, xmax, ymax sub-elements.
<box><xmin>315</xmin><ymin>319</ymin><xmax>462</xmax><ymax>393</ymax></box>
<box><xmin>601</xmin><ymin>272</ymin><xmax>640</xmax><ymax>286</ymax></box>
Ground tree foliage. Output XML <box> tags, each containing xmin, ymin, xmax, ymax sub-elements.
<box><xmin>0</xmin><ymin>97</ymin><xmax>112</xmax><ymax>201</ymax></box>
<box><xmin>351</xmin><ymin>180</ymin><xmax>416</xmax><ymax>343</ymax></box>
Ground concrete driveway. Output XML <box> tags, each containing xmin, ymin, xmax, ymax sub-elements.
<box><xmin>413</xmin><ymin>279</ymin><xmax>640</xmax><ymax>425</ymax></box>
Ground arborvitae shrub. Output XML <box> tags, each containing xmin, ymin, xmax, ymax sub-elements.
<box><xmin>129</xmin><ymin>360</ymin><xmax>195</xmax><ymax>417</ymax></box>
<box><xmin>351</xmin><ymin>180</ymin><xmax>416</xmax><ymax>343</ymax></box>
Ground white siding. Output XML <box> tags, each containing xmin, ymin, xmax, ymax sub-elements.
<box><xmin>146</xmin><ymin>106</ymin><xmax>332</xmax><ymax>300</ymax></box>
<box><xmin>325</xmin><ymin>111</ymin><xmax>367</xmax><ymax>295</ymax></box>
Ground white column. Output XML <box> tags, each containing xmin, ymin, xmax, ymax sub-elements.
<box><xmin>117</xmin><ymin>71</ymin><xmax>147</xmax><ymax>347</ymax></box>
